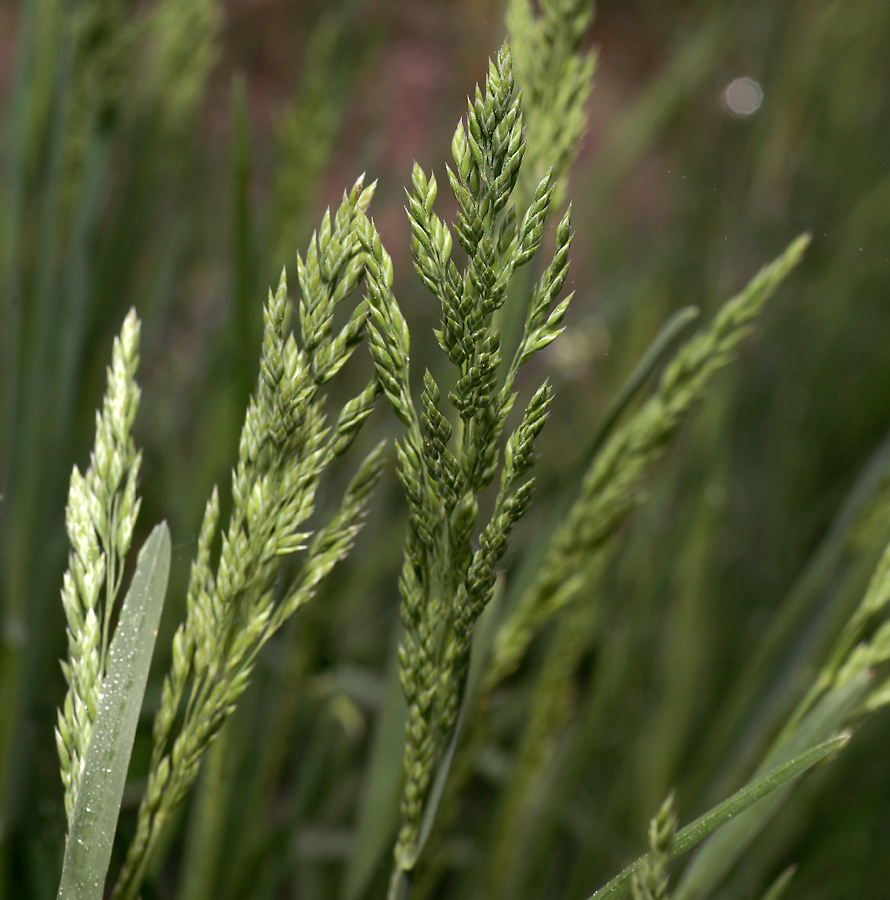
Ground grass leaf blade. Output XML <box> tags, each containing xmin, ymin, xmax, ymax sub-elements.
<box><xmin>584</xmin><ymin>305</ymin><xmax>700</xmax><ymax>465</ymax></box>
<box><xmin>586</xmin><ymin>734</ymin><xmax>847</xmax><ymax>900</ymax></box>
<box><xmin>341</xmin><ymin>643</ymin><xmax>407</xmax><ymax>900</ymax></box>
<box><xmin>671</xmin><ymin>735</ymin><xmax>846</xmax><ymax>857</ymax></box>
<box><xmin>672</xmin><ymin>672</ymin><xmax>869</xmax><ymax>900</ymax></box>
<box><xmin>758</xmin><ymin>865</ymin><xmax>797</xmax><ymax>900</ymax></box>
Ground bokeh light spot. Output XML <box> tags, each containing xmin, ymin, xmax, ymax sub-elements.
<box><xmin>722</xmin><ymin>77</ymin><xmax>764</xmax><ymax>117</ymax></box>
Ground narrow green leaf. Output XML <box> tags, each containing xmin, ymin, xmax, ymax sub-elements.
<box><xmin>690</xmin><ymin>424</ymin><xmax>890</xmax><ymax>799</ymax></box>
<box><xmin>230</xmin><ymin>74</ymin><xmax>259</xmax><ymax>409</ymax></box>
<box><xmin>57</xmin><ymin>523</ymin><xmax>172</xmax><ymax>900</ymax></box>
<box><xmin>586</xmin><ymin>735</ymin><xmax>848</xmax><ymax>900</ymax></box>
<box><xmin>673</xmin><ymin>672</ymin><xmax>869</xmax><ymax>900</ymax></box>
<box><xmin>758</xmin><ymin>865</ymin><xmax>797</xmax><ymax>900</ymax></box>
<box><xmin>340</xmin><ymin>639</ymin><xmax>407</xmax><ymax>900</ymax></box>
<box><xmin>670</xmin><ymin>737</ymin><xmax>845</xmax><ymax>859</ymax></box>
<box><xmin>585</xmin><ymin>305</ymin><xmax>700</xmax><ymax>465</ymax></box>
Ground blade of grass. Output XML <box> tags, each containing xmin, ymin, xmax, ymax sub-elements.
<box><xmin>0</xmin><ymin>3</ymin><xmax>75</xmax><ymax>867</ymax></box>
<box><xmin>56</xmin><ymin>523</ymin><xmax>171</xmax><ymax>900</ymax></box>
<box><xmin>672</xmin><ymin>671</ymin><xmax>871</xmax><ymax>900</ymax></box>
<box><xmin>584</xmin><ymin>305</ymin><xmax>700</xmax><ymax>466</ymax></box>
<box><xmin>230</xmin><ymin>74</ymin><xmax>259</xmax><ymax>409</ymax></box>
<box><xmin>758</xmin><ymin>865</ymin><xmax>797</xmax><ymax>900</ymax></box>
<box><xmin>689</xmin><ymin>424</ymin><xmax>890</xmax><ymax>800</ymax></box>
<box><xmin>340</xmin><ymin>637</ymin><xmax>408</xmax><ymax>900</ymax></box>
<box><xmin>586</xmin><ymin>734</ymin><xmax>848</xmax><ymax>900</ymax></box>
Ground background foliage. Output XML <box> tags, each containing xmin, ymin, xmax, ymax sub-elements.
<box><xmin>2</xmin><ymin>0</ymin><xmax>890</xmax><ymax>899</ymax></box>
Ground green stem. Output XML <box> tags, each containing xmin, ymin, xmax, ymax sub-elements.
<box><xmin>387</xmin><ymin>865</ymin><xmax>412</xmax><ymax>900</ymax></box>
<box><xmin>177</xmin><ymin>725</ymin><xmax>232</xmax><ymax>900</ymax></box>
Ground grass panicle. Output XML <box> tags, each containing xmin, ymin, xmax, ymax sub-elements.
<box><xmin>270</xmin><ymin>15</ymin><xmax>347</xmax><ymax>265</ymax></box>
<box><xmin>802</xmin><ymin>528</ymin><xmax>890</xmax><ymax>719</ymax></box>
<box><xmin>112</xmin><ymin>176</ymin><xmax>385</xmax><ymax>900</ymax></box>
<box><xmin>55</xmin><ymin>309</ymin><xmax>142</xmax><ymax>824</ymax></box>
<box><xmin>62</xmin><ymin>0</ymin><xmax>131</xmax><ymax>209</ymax></box>
<box><xmin>487</xmin><ymin>233</ymin><xmax>812</xmax><ymax>693</ymax></box>
<box><xmin>507</xmin><ymin>0</ymin><xmax>595</xmax><ymax>210</ymax></box>
<box><xmin>359</xmin><ymin>42</ymin><xmax>577</xmax><ymax>892</ymax></box>
<box><xmin>144</xmin><ymin>0</ymin><xmax>222</xmax><ymax>132</ymax></box>
<box><xmin>428</xmin><ymin>236</ymin><xmax>810</xmax><ymax>899</ymax></box>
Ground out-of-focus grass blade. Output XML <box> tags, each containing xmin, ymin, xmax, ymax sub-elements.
<box><xmin>230</xmin><ymin>74</ymin><xmax>259</xmax><ymax>408</ymax></box>
<box><xmin>56</xmin><ymin>523</ymin><xmax>171</xmax><ymax>900</ymax></box>
<box><xmin>691</xmin><ymin>425</ymin><xmax>890</xmax><ymax>799</ymax></box>
<box><xmin>758</xmin><ymin>865</ymin><xmax>797</xmax><ymax>900</ymax></box>
<box><xmin>584</xmin><ymin>305</ymin><xmax>700</xmax><ymax>466</ymax></box>
<box><xmin>0</xmin><ymin>1</ymin><xmax>73</xmax><ymax>851</ymax></box>
<box><xmin>340</xmin><ymin>638</ymin><xmax>406</xmax><ymax>900</ymax></box>
<box><xmin>586</xmin><ymin>734</ymin><xmax>848</xmax><ymax>900</ymax></box>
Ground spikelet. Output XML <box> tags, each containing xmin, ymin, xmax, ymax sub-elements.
<box><xmin>632</xmin><ymin>794</ymin><xmax>678</xmax><ymax>900</ymax></box>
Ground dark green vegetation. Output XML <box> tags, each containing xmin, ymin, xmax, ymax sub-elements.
<box><xmin>3</xmin><ymin>1</ymin><xmax>890</xmax><ymax>899</ymax></box>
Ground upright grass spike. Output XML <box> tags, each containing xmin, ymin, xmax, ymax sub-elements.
<box><xmin>358</xmin><ymin>42</ymin><xmax>577</xmax><ymax>898</ymax></box>
<box><xmin>56</xmin><ymin>309</ymin><xmax>143</xmax><ymax>825</ymax></box>
<box><xmin>418</xmin><ymin>234</ymin><xmax>810</xmax><ymax>898</ymax></box>
<box><xmin>111</xmin><ymin>176</ymin><xmax>385</xmax><ymax>900</ymax></box>
<box><xmin>62</xmin><ymin>0</ymin><xmax>131</xmax><ymax>214</ymax></box>
<box><xmin>145</xmin><ymin>0</ymin><xmax>222</xmax><ymax>133</ymax></box>
<box><xmin>507</xmin><ymin>0</ymin><xmax>596</xmax><ymax>210</ymax></box>
<box><xmin>486</xmin><ymin>233</ymin><xmax>812</xmax><ymax>694</ymax></box>
<box><xmin>270</xmin><ymin>13</ymin><xmax>348</xmax><ymax>266</ymax></box>
<box><xmin>496</xmin><ymin>0</ymin><xmax>594</xmax><ymax>356</ymax></box>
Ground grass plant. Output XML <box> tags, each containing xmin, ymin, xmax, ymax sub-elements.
<box><xmin>2</xmin><ymin>2</ymin><xmax>890</xmax><ymax>900</ymax></box>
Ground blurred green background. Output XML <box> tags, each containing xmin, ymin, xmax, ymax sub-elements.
<box><xmin>2</xmin><ymin>0</ymin><xmax>890</xmax><ymax>898</ymax></box>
